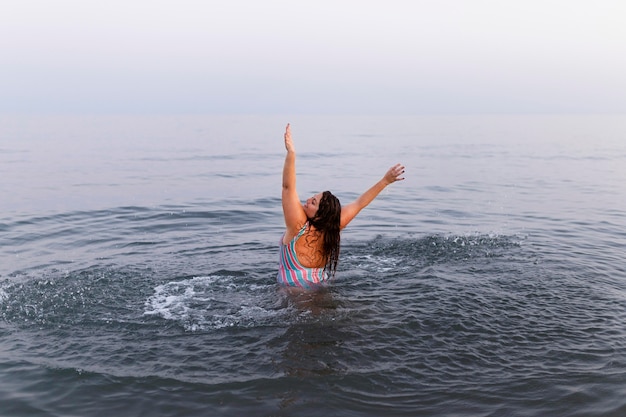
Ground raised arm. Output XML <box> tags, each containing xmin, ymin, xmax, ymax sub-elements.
<box><xmin>340</xmin><ymin>163</ymin><xmax>405</xmax><ymax>229</ymax></box>
<box><xmin>282</xmin><ymin>124</ymin><xmax>307</xmax><ymax>235</ymax></box>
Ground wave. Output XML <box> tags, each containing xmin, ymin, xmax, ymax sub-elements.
<box><xmin>1</xmin><ymin>232</ymin><xmax>527</xmax><ymax>328</ymax></box>
<box><xmin>143</xmin><ymin>275</ymin><xmax>285</xmax><ymax>332</ymax></box>
<box><xmin>341</xmin><ymin>233</ymin><xmax>527</xmax><ymax>274</ymax></box>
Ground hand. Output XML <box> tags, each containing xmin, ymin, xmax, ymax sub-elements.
<box><xmin>383</xmin><ymin>163</ymin><xmax>405</xmax><ymax>185</ymax></box>
<box><xmin>284</xmin><ymin>123</ymin><xmax>295</xmax><ymax>153</ymax></box>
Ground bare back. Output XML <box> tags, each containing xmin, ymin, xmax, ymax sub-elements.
<box><xmin>293</xmin><ymin>227</ymin><xmax>326</xmax><ymax>269</ymax></box>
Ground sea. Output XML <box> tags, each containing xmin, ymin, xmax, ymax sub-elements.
<box><xmin>1</xmin><ymin>114</ymin><xmax>625</xmax><ymax>417</ymax></box>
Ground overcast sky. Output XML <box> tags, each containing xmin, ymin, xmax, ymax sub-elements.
<box><xmin>1</xmin><ymin>0</ymin><xmax>625</xmax><ymax>114</ymax></box>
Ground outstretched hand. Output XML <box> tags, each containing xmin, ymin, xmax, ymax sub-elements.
<box><xmin>284</xmin><ymin>123</ymin><xmax>295</xmax><ymax>153</ymax></box>
<box><xmin>383</xmin><ymin>163</ymin><xmax>405</xmax><ymax>185</ymax></box>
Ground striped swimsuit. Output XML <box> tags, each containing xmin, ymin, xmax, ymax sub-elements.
<box><xmin>277</xmin><ymin>223</ymin><xmax>329</xmax><ymax>289</ymax></box>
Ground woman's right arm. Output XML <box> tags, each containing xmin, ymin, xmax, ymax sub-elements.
<box><xmin>340</xmin><ymin>163</ymin><xmax>405</xmax><ymax>229</ymax></box>
<box><xmin>282</xmin><ymin>124</ymin><xmax>307</xmax><ymax>234</ymax></box>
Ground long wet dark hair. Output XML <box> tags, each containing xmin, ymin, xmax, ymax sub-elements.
<box><xmin>307</xmin><ymin>191</ymin><xmax>342</xmax><ymax>278</ymax></box>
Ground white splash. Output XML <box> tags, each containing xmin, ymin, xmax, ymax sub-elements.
<box><xmin>144</xmin><ymin>275</ymin><xmax>282</xmax><ymax>332</ymax></box>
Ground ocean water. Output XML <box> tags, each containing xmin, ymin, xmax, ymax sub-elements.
<box><xmin>1</xmin><ymin>114</ymin><xmax>625</xmax><ymax>416</ymax></box>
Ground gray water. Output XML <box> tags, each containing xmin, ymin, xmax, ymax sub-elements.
<box><xmin>1</xmin><ymin>114</ymin><xmax>625</xmax><ymax>416</ymax></box>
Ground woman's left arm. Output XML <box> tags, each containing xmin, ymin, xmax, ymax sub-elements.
<box><xmin>340</xmin><ymin>163</ymin><xmax>405</xmax><ymax>229</ymax></box>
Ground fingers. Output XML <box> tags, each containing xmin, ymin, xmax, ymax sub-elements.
<box><xmin>390</xmin><ymin>163</ymin><xmax>405</xmax><ymax>181</ymax></box>
<box><xmin>284</xmin><ymin>123</ymin><xmax>295</xmax><ymax>152</ymax></box>
<box><xmin>284</xmin><ymin>123</ymin><xmax>292</xmax><ymax>141</ymax></box>
<box><xmin>390</xmin><ymin>163</ymin><xmax>404</xmax><ymax>172</ymax></box>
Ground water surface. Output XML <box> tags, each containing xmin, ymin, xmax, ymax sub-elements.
<box><xmin>1</xmin><ymin>114</ymin><xmax>625</xmax><ymax>416</ymax></box>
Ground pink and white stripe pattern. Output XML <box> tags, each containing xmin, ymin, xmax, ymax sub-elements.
<box><xmin>277</xmin><ymin>223</ymin><xmax>329</xmax><ymax>289</ymax></box>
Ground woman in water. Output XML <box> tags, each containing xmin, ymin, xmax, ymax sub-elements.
<box><xmin>278</xmin><ymin>123</ymin><xmax>405</xmax><ymax>290</ymax></box>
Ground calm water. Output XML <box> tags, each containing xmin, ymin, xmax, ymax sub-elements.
<box><xmin>1</xmin><ymin>114</ymin><xmax>625</xmax><ymax>416</ymax></box>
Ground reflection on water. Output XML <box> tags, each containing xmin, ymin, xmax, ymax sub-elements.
<box><xmin>271</xmin><ymin>289</ymin><xmax>350</xmax><ymax>412</ymax></box>
<box><xmin>282</xmin><ymin>290</ymin><xmax>343</xmax><ymax>364</ymax></box>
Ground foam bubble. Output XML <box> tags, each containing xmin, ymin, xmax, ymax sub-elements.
<box><xmin>343</xmin><ymin>254</ymin><xmax>408</xmax><ymax>273</ymax></box>
<box><xmin>0</xmin><ymin>285</ymin><xmax>9</xmax><ymax>303</ymax></box>
<box><xmin>143</xmin><ymin>275</ymin><xmax>283</xmax><ymax>332</ymax></box>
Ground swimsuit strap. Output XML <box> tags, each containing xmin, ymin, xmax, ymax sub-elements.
<box><xmin>295</xmin><ymin>221</ymin><xmax>308</xmax><ymax>240</ymax></box>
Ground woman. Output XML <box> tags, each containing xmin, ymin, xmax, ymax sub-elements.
<box><xmin>278</xmin><ymin>123</ymin><xmax>405</xmax><ymax>290</ymax></box>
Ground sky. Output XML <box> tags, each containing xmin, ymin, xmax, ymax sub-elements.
<box><xmin>1</xmin><ymin>0</ymin><xmax>625</xmax><ymax>114</ymax></box>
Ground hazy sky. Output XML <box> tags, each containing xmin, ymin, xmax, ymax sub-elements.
<box><xmin>2</xmin><ymin>0</ymin><xmax>625</xmax><ymax>114</ymax></box>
